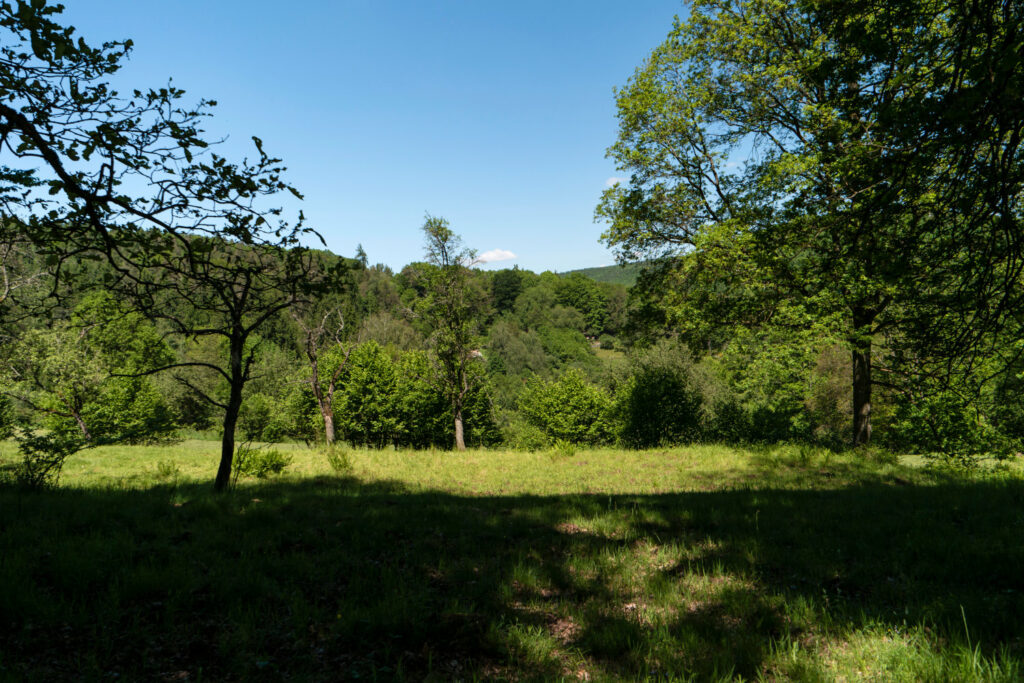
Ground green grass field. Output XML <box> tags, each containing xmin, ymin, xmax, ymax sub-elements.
<box><xmin>2</xmin><ymin>441</ymin><xmax>1023</xmax><ymax>681</ymax></box>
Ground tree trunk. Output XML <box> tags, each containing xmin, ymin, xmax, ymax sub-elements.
<box><xmin>323</xmin><ymin>410</ymin><xmax>336</xmax><ymax>445</ymax></box>
<box><xmin>851</xmin><ymin>334</ymin><xmax>872</xmax><ymax>447</ymax></box>
<box><xmin>214</xmin><ymin>339</ymin><xmax>245</xmax><ymax>492</ymax></box>
<box><xmin>453</xmin><ymin>403</ymin><xmax>466</xmax><ymax>451</ymax></box>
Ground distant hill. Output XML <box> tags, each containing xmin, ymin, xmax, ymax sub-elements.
<box><xmin>560</xmin><ymin>263</ymin><xmax>643</xmax><ymax>287</ymax></box>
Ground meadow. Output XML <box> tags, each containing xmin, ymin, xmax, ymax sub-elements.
<box><xmin>2</xmin><ymin>441</ymin><xmax>1024</xmax><ymax>681</ymax></box>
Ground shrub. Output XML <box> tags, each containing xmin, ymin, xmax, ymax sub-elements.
<box><xmin>501</xmin><ymin>416</ymin><xmax>549</xmax><ymax>451</ymax></box>
<box><xmin>10</xmin><ymin>429</ymin><xmax>87</xmax><ymax>489</ymax></box>
<box><xmin>886</xmin><ymin>389</ymin><xmax>1015</xmax><ymax>460</ymax></box>
<box><xmin>233</xmin><ymin>445</ymin><xmax>292</xmax><ymax>480</ymax></box>
<box><xmin>518</xmin><ymin>369</ymin><xmax>614</xmax><ymax>445</ymax></box>
<box><xmin>322</xmin><ymin>446</ymin><xmax>353</xmax><ymax>475</ymax></box>
<box><xmin>339</xmin><ymin>341</ymin><xmax>401</xmax><ymax>448</ymax></box>
<box><xmin>238</xmin><ymin>393</ymin><xmax>291</xmax><ymax>443</ymax></box>
<box><xmin>81</xmin><ymin>377</ymin><xmax>178</xmax><ymax>445</ymax></box>
<box><xmin>616</xmin><ymin>342</ymin><xmax>703</xmax><ymax>448</ymax></box>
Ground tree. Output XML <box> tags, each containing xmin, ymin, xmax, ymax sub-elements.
<box><xmin>1</xmin><ymin>291</ymin><xmax>175</xmax><ymax>444</ymax></box>
<box><xmin>598</xmin><ymin>0</ymin><xmax>1024</xmax><ymax>446</ymax></box>
<box><xmin>121</xmin><ymin>238</ymin><xmax>342</xmax><ymax>491</ymax></box>
<box><xmin>0</xmin><ymin>2</ymin><xmax>252</xmax><ymax>268</ymax></box>
<box><xmin>0</xmin><ymin>2</ymin><xmax>340</xmax><ymax>487</ymax></box>
<box><xmin>491</xmin><ymin>267</ymin><xmax>523</xmax><ymax>315</ymax></box>
<box><xmin>292</xmin><ymin>304</ymin><xmax>352</xmax><ymax>445</ymax></box>
<box><xmin>419</xmin><ymin>215</ymin><xmax>482</xmax><ymax>451</ymax></box>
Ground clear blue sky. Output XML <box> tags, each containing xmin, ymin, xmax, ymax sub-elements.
<box><xmin>62</xmin><ymin>1</ymin><xmax>682</xmax><ymax>272</ymax></box>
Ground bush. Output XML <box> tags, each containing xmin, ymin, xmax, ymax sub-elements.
<box><xmin>238</xmin><ymin>393</ymin><xmax>291</xmax><ymax>443</ymax></box>
<box><xmin>322</xmin><ymin>446</ymin><xmax>353</xmax><ymax>475</ymax></box>
<box><xmin>500</xmin><ymin>416</ymin><xmax>549</xmax><ymax>451</ymax></box>
<box><xmin>81</xmin><ymin>378</ymin><xmax>178</xmax><ymax>445</ymax></box>
<box><xmin>10</xmin><ymin>429</ymin><xmax>87</xmax><ymax>489</ymax></box>
<box><xmin>616</xmin><ymin>342</ymin><xmax>703</xmax><ymax>448</ymax></box>
<box><xmin>233</xmin><ymin>445</ymin><xmax>292</xmax><ymax>480</ymax></box>
<box><xmin>598</xmin><ymin>334</ymin><xmax>616</xmax><ymax>350</ymax></box>
<box><xmin>886</xmin><ymin>389</ymin><xmax>1015</xmax><ymax>460</ymax></box>
<box><xmin>339</xmin><ymin>341</ymin><xmax>401</xmax><ymax>448</ymax></box>
<box><xmin>518</xmin><ymin>369</ymin><xmax>614</xmax><ymax>445</ymax></box>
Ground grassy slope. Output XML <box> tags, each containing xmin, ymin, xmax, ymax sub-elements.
<box><xmin>2</xmin><ymin>441</ymin><xmax>1023</xmax><ymax>681</ymax></box>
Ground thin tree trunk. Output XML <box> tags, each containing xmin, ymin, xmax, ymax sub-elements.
<box><xmin>851</xmin><ymin>309</ymin><xmax>876</xmax><ymax>448</ymax></box>
<box><xmin>214</xmin><ymin>339</ymin><xmax>245</xmax><ymax>492</ymax></box>
<box><xmin>454</xmin><ymin>403</ymin><xmax>466</xmax><ymax>451</ymax></box>
<box><xmin>71</xmin><ymin>411</ymin><xmax>92</xmax><ymax>441</ymax></box>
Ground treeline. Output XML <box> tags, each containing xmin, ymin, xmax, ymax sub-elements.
<box><xmin>4</xmin><ymin>236</ymin><xmax>1021</xmax><ymax>463</ymax></box>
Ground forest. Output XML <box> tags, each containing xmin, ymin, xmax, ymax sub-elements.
<box><xmin>3</xmin><ymin>0</ymin><xmax>1024</xmax><ymax>680</ymax></box>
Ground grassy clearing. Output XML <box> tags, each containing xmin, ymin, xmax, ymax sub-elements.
<box><xmin>1</xmin><ymin>442</ymin><xmax>1023</xmax><ymax>681</ymax></box>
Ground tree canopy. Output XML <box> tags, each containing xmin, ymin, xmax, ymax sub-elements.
<box><xmin>598</xmin><ymin>0</ymin><xmax>1024</xmax><ymax>445</ymax></box>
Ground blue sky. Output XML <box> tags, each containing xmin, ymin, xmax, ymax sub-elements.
<box><xmin>62</xmin><ymin>1</ymin><xmax>682</xmax><ymax>272</ymax></box>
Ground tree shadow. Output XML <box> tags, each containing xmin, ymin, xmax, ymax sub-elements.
<box><xmin>1</xmin><ymin>475</ymin><xmax>1023</xmax><ymax>680</ymax></box>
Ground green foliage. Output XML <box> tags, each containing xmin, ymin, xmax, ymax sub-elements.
<box><xmin>616</xmin><ymin>342</ymin><xmax>703</xmax><ymax>448</ymax></box>
<box><xmin>238</xmin><ymin>393</ymin><xmax>292</xmax><ymax>443</ymax></box>
<box><xmin>81</xmin><ymin>378</ymin><xmax>177</xmax><ymax>445</ymax></box>
<box><xmin>10</xmin><ymin>428</ymin><xmax>87</xmax><ymax>489</ymax></box>
<box><xmin>486</xmin><ymin>320</ymin><xmax>549</xmax><ymax>377</ymax></box>
<box><xmin>537</xmin><ymin>326</ymin><xmax>593</xmax><ymax>368</ymax></box>
<box><xmin>232</xmin><ymin>444</ymin><xmax>292</xmax><ymax>480</ymax></box>
<box><xmin>549</xmin><ymin>438</ymin><xmax>577</xmax><ymax>459</ymax></box>
<box><xmin>154</xmin><ymin>460</ymin><xmax>182</xmax><ymax>482</ymax></box>
<box><xmin>598</xmin><ymin>0</ymin><xmax>1024</xmax><ymax>447</ymax></box>
<box><xmin>556</xmin><ymin>273</ymin><xmax>609</xmax><ymax>336</ymax></box>
<box><xmin>518</xmin><ymin>369</ymin><xmax>614</xmax><ymax>445</ymax></box>
<box><xmin>0</xmin><ymin>395</ymin><xmax>12</xmax><ymax>440</ymax></box>
<box><xmin>339</xmin><ymin>341</ymin><xmax>401</xmax><ymax>448</ymax></box>
<box><xmin>490</xmin><ymin>267</ymin><xmax>524</xmax><ymax>315</ymax></box>
<box><xmin>887</xmin><ymin>388</ymin><xmax>1016</xmax><ymax>461</ymax></box>
<box><xmin>395</xmin><ymin>351</ymin><xmax>499</xmax><ymax>449</ymax></box>
<box><xmin>322</xmin><ymin>446</ymin><xmax>353</xmax><ymax>475</ymax></box>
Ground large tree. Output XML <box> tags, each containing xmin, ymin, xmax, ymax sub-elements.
<box><xmin>598</xmin><ymin>0</ymin><xmax>1024</xmax><ymax>445</ymax></box>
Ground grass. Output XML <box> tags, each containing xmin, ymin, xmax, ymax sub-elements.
<box><xmin>1</xmin><ymin>441</ymin><xmax>1023</xmax><ymax>681</ymax></box>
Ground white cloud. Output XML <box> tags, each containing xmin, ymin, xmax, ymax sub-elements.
<box><xmin>605</xmin><ymin>176</ymin><xmax>628</xmax><ymax>187</ymax></box>
<box><xmin>478</xmin><ymin>248</ymin><xmax>517</xmax><ymax>263</ymax></box>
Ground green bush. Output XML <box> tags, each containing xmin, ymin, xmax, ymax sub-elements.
<box><xmin>322</xmin><ymin>446</ymin><xmax>353</xmax><ymax>475</ymax></box>
<box><xmin>886</xmin><ymin>389</ymin><xmax>1014</xmax><ymax>460</ymax></box>
<box><xmin>233</xmin><ymin>445</ymin><xmax>292</xmax><ymax>480</ymax></box>
<box><xmin>238</xmin><ymin>393</ymin><xmax>291</xmax><ymax>443</ymax></box>
<box><xmin>81</xmin><ymin>378</ymin><xmax>178</xmax><ymax>445</ymax></box>
<box><xmin>395</xmin><ymin>351</ymin><xmax>501</xmax><ymax>449</ymax></box>
<box><xmin>500</xmin><ymin>415</ymin><xmax>549</xmax><ymax>451</ymax></box>
<box><xmin>339</xmin><ymin>341</ymin><xmax>401</xmax><ymax>448</ymax></box>
<box><xmin>518</xmin><ymin>369</ymin><xmax>614</xmax><ymax>445</ymax></box>
<box><xmin>10</xmin><ymin>429</ymin><xmax>87</xmax><ymax>489</ymax></box>
<box><xmin>616</xmin><ymin>342</ymin><xmax>703</xmax><ymax>448</ymax></box>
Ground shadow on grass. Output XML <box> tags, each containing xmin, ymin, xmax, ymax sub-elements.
<box><xmin>1</xmin><ymin>474</ymin><xmax>1023</xmax><ymax>681</ymax></box>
